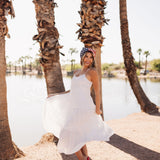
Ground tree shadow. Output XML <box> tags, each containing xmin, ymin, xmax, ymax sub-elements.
<box><xmin>60</xmin><ymin>153</ymin><xmax>78</xmax><ymax>160</ymax></box>
<box><xmin>59</xmin><ymin>133</ymin><xmax>160</xmax><ymax>160</ymax></box>
<box><xmin>60</xmin><ymin>153</ymin><xmax>93</xmax><ymax>160</ymax></box>
<box><xmin>107</xmin><ymin>134</ymin><xmax>160</xmax><ymax>160</ymax></box>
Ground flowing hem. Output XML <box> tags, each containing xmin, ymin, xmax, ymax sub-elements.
<box><xmin>57</xmin><ymin>131</ymin><xmax>114</xmax><ymax>155</ymax></box>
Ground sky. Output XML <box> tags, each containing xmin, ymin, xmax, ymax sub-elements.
<box><xmin>6</xmin><ymin>0</ymin><xmax>160</xmax><ymax>65</ymax></box>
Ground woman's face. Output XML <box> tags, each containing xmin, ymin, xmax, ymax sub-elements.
<box><xmin>82</xmin><ymin>52</ymin><xmax>94</xmax><ymax>67</ymax></box>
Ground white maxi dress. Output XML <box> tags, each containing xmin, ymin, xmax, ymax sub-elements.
<box><xmin>43</xmin><ymin>74</ymin><xmax>114</xmax><ymax>155</ymax></box>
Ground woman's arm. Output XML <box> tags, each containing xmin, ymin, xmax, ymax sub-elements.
<box><xmin>90</xmin><ymin>69</ymin><xmax>102</xmax><ymax>115</ymax></box>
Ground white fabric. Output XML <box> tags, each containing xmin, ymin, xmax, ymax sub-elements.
<box><xmin>43</xmin><ymin>74</ymin><xmax>114</xmax><ymax>155</ymax></box>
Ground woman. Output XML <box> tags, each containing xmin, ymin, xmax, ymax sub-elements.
<box><xmin>43</xmin><ymin>47</ymin><xmax>114</xmax><ymax>160</ymax></box>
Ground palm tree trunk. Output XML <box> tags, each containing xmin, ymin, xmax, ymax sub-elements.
<box><xmin>144</xmin><ymin>57</ymin><xmax>147</xmax><ymax>75</ymax></box>
<box><xmin>119</xmin><ymin>0</ymin><xmax>159</xmax><ymax>113</ymax></box>
<box><xmin>0</xmin><ymin>1</ymin><xmax>24</xmax><ymax>159</ymax></box>
<box><xmin>33</xmin><ymin>0</ymin><xmax>65</xmax><ymax>95</ymax></box>
<box><xmin>0</xmin><ymin>36</ymin><xmax>16</xmax><ymax>160</ymax></box>
<box><xmin>77</xmin><ymin>0</ymin><xmax>108</xmax><ymax>120</ymax></box>
<box><xmin>15</xmin><ymin>65</ymin><xmax>17</xmax><ymax>73</ymax></box>
<box><xmin>139</xmin><ymin>54</ymin><xmax>140</xmax><ymax>68</ymax></box>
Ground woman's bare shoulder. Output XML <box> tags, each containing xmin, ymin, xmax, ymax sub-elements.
<box><xmin>86</xmin><ymin>68</ymin><xmax>98</xmax><ymax>81</ymax></box>
<box><xmin>87</xmin><ymin>68</ymin><xmax>98</xmax><ymax>76</ymax></box>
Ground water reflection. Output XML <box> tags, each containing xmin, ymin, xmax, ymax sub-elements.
<box><xmin>6</xmin><ymin>75</ymin><xmax>160</xmax><ymax>147</ymax></box>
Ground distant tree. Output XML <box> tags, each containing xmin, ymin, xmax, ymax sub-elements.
<box><xmin>18</xmin><ymin>57</ymin><xmax>24</xmax><ymax>73</ymax></box>
<box><xmin>26</xmin><ymin>55</ymin><xmax>33</xmax><ymax>71</ymax></box>
<box><xmin>151</xmin><ymin>59</ymin><xmax>160</xmax><ymax>72</ymax></box>
<box><xmin>14</xmin><ymin>60</ymin><xmax>18</xmax><ymax>73</ymax></box>
<box><xmin>24</xmin><ymin>56</ymin><xmax>29</xmax><ymax>71</ymax></box>
<box><xmin>143</xmin><ymin>51</ymin><xmax>150</xmax><ymax>75</ymax></box>
<box><xmin>102</xmin><ymin>63</ymin><xmax>109</xmax><ymax>71</ymax></box>
<box><xmin>137</xmin><ymin>48</ymin><xmax>142</xmax><ymax>68</ymax></box>
<box><xmin>35</xmin><ymin>58</ymin><xmax>42</xmax><ymax>75</ymax></box>
<box><xmin>68</xmin><ymin>48</ymin><xmax>78</xmax><ymax>71</ymax></box>
<box><xmin>8</xmin><ymin>61</ymin><xmax>12</xmax><ymax>73</ymax></box>
<box><xmin>74</xmin><ymin>63</ymin><xmax>81</xmax><ymax>70</ymax></box>
<box><xmin>134</xmin><ymin>61</ymin><xmax>139</xmax><ymax>68</ymax></box>
<box><xmin>18</xmin><ymin>55</ymin><xmax>29</xmax><ymax>74</ymax></box>
<box><xmin>112</xmin><ymin>64</ymin><xmax>122</xmax><ymax>70</ymax></box>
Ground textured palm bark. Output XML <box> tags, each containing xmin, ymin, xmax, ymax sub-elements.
<box><xmin>77</xmin><ymin>0</ymin><xmax>108</xmax><ymax>120</ymax></box>
<box><xmin>0</xmin><ymin>36</ymin><xmax>16</xmax><ymax>160</ymax></box>
<box><xmin>0</xmin><ymin>1</ymin><xmax>24</xmax><ymax>159</ymax></box>
<box><xmin>33</xmin><ymin>0</ymin><xmax>65</xmax><ymax>95</ymax></box>
<box><xmin>119</xmin><ymin>0</ymin><xmax>159</xmax><ymax>114</ymax></box>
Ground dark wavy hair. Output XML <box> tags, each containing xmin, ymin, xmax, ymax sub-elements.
<box><xmin>80</xmin><ymin>51</ymin><xmax>96</xmax><ymax>68</ymax></box>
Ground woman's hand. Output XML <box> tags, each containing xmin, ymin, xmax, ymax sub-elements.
<box><xmin>95</xmin><ymin>109</ymin><xmax>102</xmax><ymax>115</ymax></box>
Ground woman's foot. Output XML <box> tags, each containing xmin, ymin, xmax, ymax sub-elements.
<box><xmin>87</xmin><ymin>156</ymin><xmax>92</xmax><ymax>160</ymax></box>
<box><xmin>83</xmin><ymin>156</ymin><xmax>90</xmax><ymax>160</ymax></box>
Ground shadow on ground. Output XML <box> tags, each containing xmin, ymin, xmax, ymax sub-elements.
<box><xmin>60</xmin><ymin>153</ymin><xmax>78</xmax><ymax>160</ymax></box>
<box><xmin>58</xmin><ymin>133</ymin><xmax>160</xmax><ymax>160</ymax></box>
<box><xmin>107</xmin><ymin>134</ymin><xmax>160</xmax><ymax>160</ymax></box>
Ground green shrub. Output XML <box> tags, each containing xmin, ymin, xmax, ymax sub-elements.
<box><xmin>150</xmin><ymin>59</ymin><xmax>160</xmax><ymax>71</ymax></box>
<box><xmin>112</xmin><ymin>64</ymin><xmax>121</xmax><ymax>70</ymax></box>
<box><xmin>74</xmin><ymin>64</ymin><xmax>81</xmax><ymax>70</ymax></box>
<box><xmin>62</xmin><ymin>63</ymin><xmax>81</xmax><ymax>71</ymax></box>
<box><xmin>136</xmin><ymin>69</ymin><xmax>140</xmax><ymax>76</ymax></box>
<box><xmin>134</xmin><ymin>61</ymin><xmax>140</xmax><ymax>68</ymax></box>
<box><xmin>102</xmin><ymin>63</ymin><xmax>109</xmax><ymax>71</ymax></box>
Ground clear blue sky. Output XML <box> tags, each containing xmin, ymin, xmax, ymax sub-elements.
<box><xmin>6</xmin><ymin>0</ymin><xmax>160</xmax><ymax>65</ymax></box>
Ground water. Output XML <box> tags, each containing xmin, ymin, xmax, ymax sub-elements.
<box><xmin>6</xmin><ymin>74</ymin><xmax>160</xmax><ymax>147</ymax></box>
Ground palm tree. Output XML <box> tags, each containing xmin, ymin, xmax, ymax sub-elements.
<box><xmin>14</xmin><ymin>60</ymin><xmax>18</xmax><ymax>73</ymax></box>
<box><xmin>36</xmin><ymin>58</ymin><xmax>43</xmax><ymax>75</ymax></box>
<box><xmin>27</xmin><ymin>55</ymin><xmax>33</xmax><ymax>72</ymax></box>
<box><xmin>18</xmin><ymin>56</ymin><xmax>24</xmax><ymax>74</ymax></box>
<box><xmin>143</xmin><ymin>51</ymin><xmax>150</xmax><ymax>75</ymax></box>
<box><xmin>23</xmin><ymin>55</ymin><xmax>29</xmax><ymax>74</ymax></box>
<box><xmin>119</xmin><ymin>0</ymin><xmax>158</xmax><ymax>113</ymax></box>
<box><xmin>77</xmin><ymin>0</ymin><xmax>108</xmax><ymax>119</ymax></box>
<box><xmin>33</xmin><ymin>0</ymin><xmax>65</xmax><ymax>95</ymax></box>
<box><xmin>0</xmin><ymin>0</ymin><xmax>24</xmax><ymax>159</ymax></box>
<box><xmin>69</xmin><ymin>48</ymin><xmax>78</xmax><ymax>72</ymax></box>
<box><xmin>137</xmin><ymin>48</ymin><xmax>142</xmax><ymax>68</ymax></box>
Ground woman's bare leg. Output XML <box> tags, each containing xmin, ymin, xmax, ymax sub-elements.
<box><xmin>75</xmin><ymin>149</ymin><xmax>87</xmax><ymax>160</ymax></box>
<box><xmin>75</xmin><ymin>150</ymin><xmax>83</xmax><ymax>160</ymax></box>
<box><xmin>81</xmin><ymin>145</ymin><xmax>88</xmax><ymax>157</ymax></box>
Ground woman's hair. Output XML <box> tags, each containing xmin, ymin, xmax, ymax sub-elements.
<box><xmin>80</xmin><ymin>51</ymin><xmax>96</xmax><ymax>68</ymax></box>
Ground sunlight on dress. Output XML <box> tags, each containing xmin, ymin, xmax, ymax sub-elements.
<box><xmin>43</xmin><ymin>74</ymin><xmax>114</xmax><ymax>154</ymax></box>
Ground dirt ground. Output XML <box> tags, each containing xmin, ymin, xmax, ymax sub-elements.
<box><xmin>15</xmin><ymin>111</ymin><xmax>160</xmax><ymax>160</ymax></box>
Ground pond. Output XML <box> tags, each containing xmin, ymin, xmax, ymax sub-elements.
<box><xmin>6</xmin><ymin>74</ymin><xmax>160</xmax><ymax>147</ymax></box>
